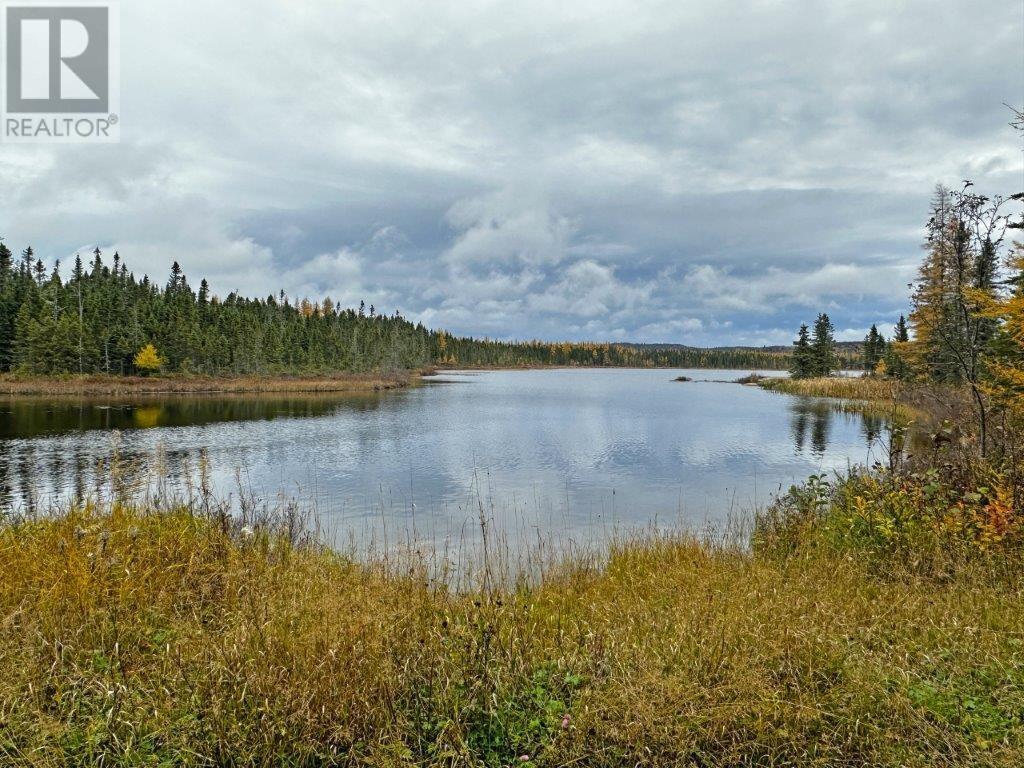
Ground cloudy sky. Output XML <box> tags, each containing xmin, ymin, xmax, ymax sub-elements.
<box><xmin>1</xmin><ymin>0</ymin><xmax>1020</xmax><ymax>345</ymax></box>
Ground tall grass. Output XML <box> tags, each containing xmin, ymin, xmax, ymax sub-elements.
<box><xmin>758</xmin><ymin>375</ymin><xmax>901</xmax><ymax>401</ymax></box>
<box><xmin>2</xmin><ymin>480</ymin><xmax>1023</xmax><ymax>766</ymax></box>
<box><xmin>757</xmin><ymin>375</ymin><xmax>932</xmax><ymax>426</ymax></box>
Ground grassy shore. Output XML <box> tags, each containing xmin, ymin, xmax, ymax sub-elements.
<box><xmin>1</xmin><ymin>477</ymin><xmax>1022</xmax><ymax>766</ymax></box>
<box><xmin>0</xmin><ymin>371</ymin><xmax>417</xmax><ymax>396</ymax></box>
<box><xmin>755</xmin><ymin>375</ymin><xmax>933</xmax><ymax>424</ymax></box>
<box><xmin>757</xmin><ymin>375</ymin><xmax>900</xmax><ymax>401</ymax></box>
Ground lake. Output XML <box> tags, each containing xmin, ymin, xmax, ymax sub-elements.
<box><xmin>0</xmin><ymin>368</ymin><xmax>888</xmax><ymax>549</ymax></box>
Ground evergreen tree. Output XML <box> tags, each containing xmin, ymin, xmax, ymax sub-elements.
<box><xmin>810</xmin><ymin>313</ymin><xmax>837</xmax><ymax>377</ymax></box>
<box><xmin>0</xmin><ymin>246</ymin><xmax>811</xmax><ymax>377</ymax></box>
<box><xmin>0</xmin><ymin>240</ymin><xmax>14</xmax><ymax>370</ymax></box>
<box><xmin>19</xmin><ymin>247</ymin><xmax>33</xmax><ymax>276</ymax></box>
<box><xmin>894</xmin><ymin>314</ymin><xmax>909</xmax><ymax>343</ymax></box>
<box><xmin>862</xmin><ymin>324</ymin><xmax>885</xmax><ymax>374</ymax></box>
<box><xmin>905</xmin><ymin>182</ymin><xmax>1011</xmax><ymax>451</ymax></box>
<box><xmin>907</xmin><ymin>183</ymin><xmax>1006</xmax><ymax>386</ymax></box>
<box><xmin>789</xmin><ymin>323</ymin><xmax>814</xmax><ymax>379</ymax></box>
<box><xmin>882</xmin><ymin>315</ymin><xmax>911</xmax><ymax>380</ymax></box>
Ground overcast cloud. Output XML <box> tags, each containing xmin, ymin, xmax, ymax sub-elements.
<box><xmin>1</xmin><ymin>0</ymin><xmax>1021</xmax><ymax>345</ymax></box>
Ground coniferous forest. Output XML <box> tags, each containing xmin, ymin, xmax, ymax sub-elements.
<box><xmin>0</xmin><ymin>243</ymin><xmax>792</xmax><ymax>376</ymax></box>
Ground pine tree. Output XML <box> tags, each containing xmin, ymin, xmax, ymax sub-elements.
<box><xmin>906</xmin><ymin>183</ymin><xmax>1011</xmax><ymax>451</ymax></box>
<box><xmin>862</xmin><ymin>324</ymin><xmax>885</xmax><ymax>375</ymax></box>
<box><xmin>894</xmin><ymin>315</ymin><xmax>909</xmax><ymax>343</ymax></box>
<box><xmin>19</xmin><ymin>247</ymin><xmax>33</xmax><ymax>277</ymax></box>
<box><xmin>883</xmin><ymin>315</ymin><xmax>911</xmax><ymax>380</ymax></box>
<box><xmin>0</xmin><ymin>240</ymin><xmax>11</xmax><ymax>283</ymax></box>
<box><xmin>810</xmin><ymin>313</ymin><xmax>837</xmax><ymax>377</ymax></box>
<box><xmin>0</xmin><ymin>240</ymin><xmax>14</xmax><ymax>371</ymax></box>
<box><xmin>973</xmin><ymin>235</ymin><xmax>1000</xmax><ymax>348</ymax></box>
<box><xmin>0</xmin><ymin>243</ymin><xmax>810</xmax><ymax>377</ymax></box>
<box><xmin>907</xmin><ymin>183</ymin><xmax>1005</xmax><ymax>387</ymax></box>
<box><xmin>789</xmin><ymin>323</ymin><xmax>813</xmax><ymax>379</ymax></box>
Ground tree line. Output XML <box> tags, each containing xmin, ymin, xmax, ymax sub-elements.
<box><xmin>790</xmin><ymin>177</ymin><xmax>1019</xmax><ymax>387</ymax></box>
<box><xmin>0</xmin><ymin>245</ymin><xmax>793</xmax><ymax>376</ymax></box>
<box><xmin>786</xmin><ymin>167</ymin><xmax>1024</xmax><ymax>458</ymax></box>
<box><xmin>787</xmin><ymin>313</ymin><xmax>910</xmax><ymax>379</ymax></box>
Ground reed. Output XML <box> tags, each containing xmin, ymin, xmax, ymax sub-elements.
<box><xmin>756</xmin><ymin>375</ymin><xmax>933</xmax><ymax>425</ymax></box>
<box><xmin>758</xmin><ymin>375</ymin><xmax>901</xmax><ymax>400</ymax></box>
<box><xmin>1</xmin><ymin>477</ymin><xmax>1022</xmax><ymax>766</ymax></box>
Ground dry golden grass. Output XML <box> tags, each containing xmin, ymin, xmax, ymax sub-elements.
<box><xmin>0</xmin><ymin>371</ymin><xmax>415</xmax><ymax>396</ymax></box>
<box><xmin>756</xmin><ymin>376</ymin><xmax>931</xmax><ymax>423</ymax></box>
<box><xmin>758</xmin><ymin>375</ymin><xmax>902</xmax><ymax>401</ymax></box>
<box><xmin>2</xmin><ymin>499</ymin><xmax>1022</xmax><ymax>766</ymax></box>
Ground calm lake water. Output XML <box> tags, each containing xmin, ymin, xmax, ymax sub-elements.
<box><xmin>0</xmin><ymin>369</ymin><xmax>888</xmax><ymax>547</ymax></box>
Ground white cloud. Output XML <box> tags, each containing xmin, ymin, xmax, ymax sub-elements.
<box><xmin>528</xmin><ymin>260</ymin><xmax>650</xmax><ymax>318</ymax></box>
<box><xmin>0</xmin><ymin>0</ymin><xmax>1018</xmax><ymax>344</ymax></box>
<box><xmin>681</xmin><ymin>262</ymin><xmax>917</xmax><ymax>314</ymax></box>
<box><xmin>443</xmin><ymin>192</ymin><xmax>577</xmax><ymax>269</ymax></box>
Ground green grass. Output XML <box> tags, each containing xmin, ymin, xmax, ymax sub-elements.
<box><xmin>2</xmin><ymin>481</ymin><xmax>1023</xmax><ymax>766</ymax></box>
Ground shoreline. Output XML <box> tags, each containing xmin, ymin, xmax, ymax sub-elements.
<box><xmin>0</xmin><ymin>366</ymin><xmax>788</xmax><ymax>396</ymax></box>
<box><xmin>0</xmin><ymin>370</ymin><xmax>419</xmax><ymax>397</ymax></box>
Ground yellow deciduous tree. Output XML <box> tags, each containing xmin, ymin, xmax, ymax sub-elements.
<box><xmin>976</xmin><ymin>245</ymin><xmax>1024</xmax><ymax>417</ymax></box>
<box><xmin>134</xmin><ymin>343</ymin><xmax>165</xmax><ymax>375</ymax></box>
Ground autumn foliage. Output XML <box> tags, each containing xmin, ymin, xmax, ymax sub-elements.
<box><xmin>133</xmin><ymin>342</ymin><xmax>164</xmax><ymax>374</ymax></box>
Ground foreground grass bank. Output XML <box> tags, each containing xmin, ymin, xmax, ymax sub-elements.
<box><xmin>0</xmin><ymin>371</ymin><xmax>416</xmax><ymax>396</ymax></box>
<box><xmin>2</xmin><ymin>479</ymin><xmax>1023</xmax><ymax>766</ymax></box>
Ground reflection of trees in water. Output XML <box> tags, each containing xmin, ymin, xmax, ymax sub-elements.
<box><xmin>0</xmin><ymin>439</ymin><xmax>227</xmax><ymax>512</ymax></box>
<box><xmin>0</xmin><ymin>393</ymin><xmax>388</xmax><ymax>439</ymax></box>
<box><xmin>0</xmin><ymin>440</ymin><xmax>103</xmax><ymax>511</ymax></box>
<box><xmin>789</xmin><ymin>400</ymin><xmax>832</xmax><ymax>456</ymax></box>
<box><xmin>789</xmin><ymin>398</ymin><xmax>886</xmax><ymax>457</ymax></box>
<box><xmin>859</xmin><ymin>412</ymin><xmax>885</xmax><ymax>444</ymax></box>
<box><xmin>0</xmin><ymin>394</ymin><xmax>397</xmax><ymax>509</ymax></box>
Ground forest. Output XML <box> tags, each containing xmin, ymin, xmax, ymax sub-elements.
<box><xmin>0</xmin><ymin>245</ymin><xmax>792</xmax><ymax>376</ymax></box>
<box><xmin>6</xmin><ymin>173</ymin><xmax>1024</xmax><ymax>765</ymax></box>
<box><xmin>5</xmin><ymin>136</ymin><xmax>1024</xmax><ymax>765</ymax></box>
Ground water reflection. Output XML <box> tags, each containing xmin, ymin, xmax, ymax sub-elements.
<box><xmin>788</xmin><ymin>398</ymin><xmax>888</xmax><ymax>457</ymax></box>
<box><xmin>0</xmin><ymin>393</ymin><xmax>387</xmax><ymax>438</ymax></box>
<box><xmin>0</xmin><ymin>370</ymin><xmax>893</xmax><ymax>542</ymax></box>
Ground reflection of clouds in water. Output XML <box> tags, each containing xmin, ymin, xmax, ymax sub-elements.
<box><xmin>0</xmin><ymin>370</ymin><xmax>887</xmax><ymax>544</ymax></box>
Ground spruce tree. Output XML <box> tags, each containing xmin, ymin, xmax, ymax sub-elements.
<box><xmin>862</xmin><ymin>324</ymin><xmax>885</xmax><ymax>374</ymax></box>
<box><xmin>0</xmin><ymin>240</ymin><xmax>14</xmax><ymax>370</ymax></box>
<box><xmin>790</xmin><ymin>323</ymin><xmax>813</xmax><ymax>379</ymax></box>
<box><xmin>0</xmin><ymin>242</ymin><xmax>819</xmax><ymax>376</ymax></box>
<box><xmin>883</xmin><ymin>315</ymin><xmax>911</xmax><ymax>380</ymax></box>
<box><xmin>894</xmin><ymin>314</ymin><xmax>909</xmax><ymax>343</ymax></box>
<box><xmin>810</xmin><ymin>313</ymin><xmax>837</xmax><ymax>377</ymax></box>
